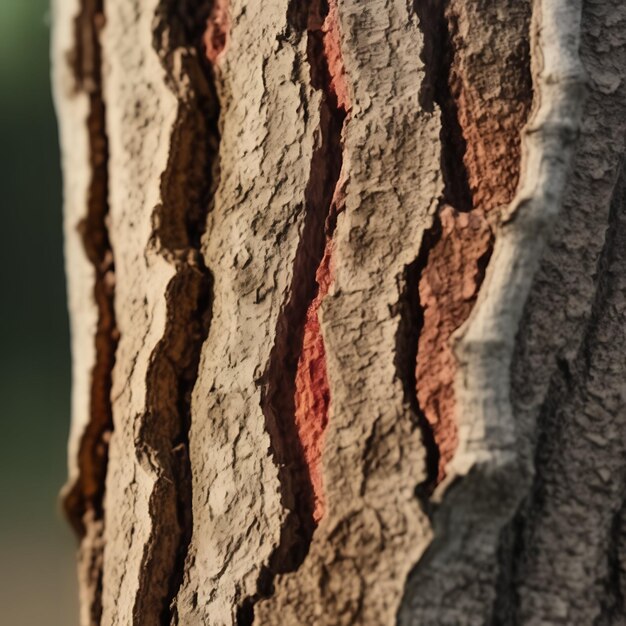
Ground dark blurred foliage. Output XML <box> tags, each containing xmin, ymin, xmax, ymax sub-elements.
<box><xmin>0</xmin><ymin>1</ymin><xmax>77</xmax><ymax>623</ymax></box>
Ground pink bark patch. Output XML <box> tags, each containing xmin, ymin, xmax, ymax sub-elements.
<box><xmin>416</xmin><ymin>206</ymin><xmax>492</xmax><ymax>483</ymax></box>
<box><xmin>204</xmin><ymin>0</ymin><xmax>230</xmax><ymax>64</ymax></box>
<box><xmin>321</xmin><ymin>0</ymin><xmax>350</xmax><ymax>112</ymax></box>
<box><xmin>294</xmin><ymin>242</ymin><xmax>334</xmax><ymax>522</ymax></box>
<box><xmin>293</xmin><ymin>0</ymin><xmax>350</xmax><ymax>524</ymax></box>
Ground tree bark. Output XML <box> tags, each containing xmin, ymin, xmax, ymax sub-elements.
<box><xmin>52</xmin><ymin>0</ymin><xmax>626</xmax><ymax>624</ymax></box>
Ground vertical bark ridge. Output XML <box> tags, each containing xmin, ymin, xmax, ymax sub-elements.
<box><xmin>171</xmin><ymin>0</ymin><xmax>319</xmax><ymax>619</ymax></box>
<box><xmin>236</xmin><ymin>2</ymin><xmax>348</xmax><ymax>622</ymax></box>
<box><xmin>450</xmin><ymin>0</ymin><xmax>586</xmax><ymax>487</ymax></box>
<box><xmin>399</xmin><ymin>0</ymin><xmax>585</xmax><ymax>621</ymax></box>
<box><xmin>129</xmin><ymin>3</ymin><xmax>218</xmax><ymax>624</ymax></box>
<box><xmin>411</xmin><ymin>0</ymin><xmax>531</xmax><ymax>484</ymax></box>
<box><xmin>62</xmin><ymin>1</ymin><xmax>117</xmax><ymax>622</ymax></box>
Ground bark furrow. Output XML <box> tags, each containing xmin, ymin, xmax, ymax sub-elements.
<box><xmin>295</xmin><ymin>0</ymin><xmax>349</xmax><ymax>527</ymax></box>
<box><xmin>395</xmin><ymin>249</ymin><xmax>440</xmax><ymax>498</ymax></box>
<box><xmin>130</xmin><ymin>4</ymin><xmax>218</xmax><ymax>624</ymax></box>
<box><xmin>237</xmin><ymin>2</ymin><xmax>348</xmax><ymax>621</ymax></box>
<box><xmin>62</xmin><ymin>1</ymin><xmax>117</xmax><ymax>622</ymax></box>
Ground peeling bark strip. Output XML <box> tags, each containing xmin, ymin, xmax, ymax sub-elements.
<box><xmin>413</xmin><ymin>0</ymin><xmax>531</xmax><ymax>484</ymax></box>
<box><xmin>60</xmin><ymin>0</ymin><xmax>118</xmax><ymax>622</ymax></box>
<box><xmin>64</xmin><ymin>0</ymin><xmax>115</xmax><ymax>534</ymax></box>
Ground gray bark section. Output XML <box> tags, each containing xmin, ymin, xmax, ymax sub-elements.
<box><xmin>503</xmin><ymin>2</ymin><xmax>626</xmax><ymax>623</ymax></box>
<box><xmin>53</xmin><ymin>0</ymin><xmax>626</xmax><ymax>624</ymax></box>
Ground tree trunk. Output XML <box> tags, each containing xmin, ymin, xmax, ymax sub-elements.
<box><xmin>52</xmin><ymin>0</ymin><xmax>626</xmax><ymax>623</ymax></box>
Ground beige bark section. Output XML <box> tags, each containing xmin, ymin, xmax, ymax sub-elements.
<box><xmin>52</xmin><ymin>0</ymin><xmax>101</xmax><ymax>624</ymax></box>
<box><xmin>175</xmin><ymin>3</ymin><xmax>320</xmax><ymax>624</ymax></box>
<box><xmin>99</xmin><ymin>1</ymin><xmax>183</xmax><ymax>624</ymax></box>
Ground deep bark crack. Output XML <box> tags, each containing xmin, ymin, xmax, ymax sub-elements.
<box><xmin>64</xmin><ymin>1</ymin><xmax>118</xmax><ymax>622</ymax></box>
<box><xmin>410</xmin><ymin>0</ymin><xmax>476</xmax><ymax>489</ymax></box>
<box><xmin>131</xmin><ymin>3</ymin><xmax>219</xmax><ymax>624</ymax></box>
<box><xmin>603</xmin><ymin>501</ymin><xmax>626</xmax><ymax>622</ymax></box>
<box><xmin>416</xmin><ymin>0</ymin><xmax>472</xmax><ymax>213</ymax></box>
<box><xmin>395</xmin><ymin>236</ymin><xmax>441</xmax><ymax>499</ymax></box>
<box><xmin>237</xmin><ymin>1</ymin><xmax>347</xmax><ymax>623</ymax></box>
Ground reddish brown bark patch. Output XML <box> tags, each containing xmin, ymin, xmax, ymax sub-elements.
<box><xmin>416</xmin><ymin>206</ymin><xmax>492</xmax><ymax>482</ymax></box>
<box><xmin>447</xmin><ymin>3</ymin><xmax>531</xmax><ymax>214</ymax></box>
<box><xmin>319</xmin><ymin>0</ymin><xmax>349</xmax><ymax>111</ymax></box>
<box><xmin>414</xmin><ymin>0</ymin><xmax>532</xmax><ymax>484</ymax></box>
<box><xmin>294</xmin><ymin>241</ymin><xmax>334</xmax><ymax>522</ymax></box>
<box><xmin>203</xmin><ymin>0</ymin><xmax>230</xmax><ymax>64</ymax></box>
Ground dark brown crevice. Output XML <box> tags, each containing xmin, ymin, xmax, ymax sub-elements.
<box><xmin>63</xmin><ymin>1</ymin><xmax>117</xmax><ymax>622</ymax></box>
<box><xmin>394</xmin><ymin>233</ymin><xmax>441</xmax><ymax>501</ymax></box>
<box><xmin>131</xmin><ymin>3</ymin><xmax>219</xmax><ymax>625</ymax></box>
<box><xmin>602</xmin><ymin>499</ymin><xmax>626</xmax><ymax>622</ymax></box>
<box><xmin>415</xmin><ymin>0</ymin><xmax>472</xmax><ymax>213</ymax></box>
<box><xmin>236</xmin><ymin>2</ymin><xmax>347</xmax><ymax>624</ymax></box>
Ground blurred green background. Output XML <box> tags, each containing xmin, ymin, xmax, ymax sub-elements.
<box><xmin>0</xmin><ymin>1</ymin><xmax>77</xmax><ymax>624</ymax></box>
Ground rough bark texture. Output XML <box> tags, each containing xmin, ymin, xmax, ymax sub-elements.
<box><xmin>53</xmin><ymin>0</ymin><xmax>626</xmax><ymax>624</ymax></box>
